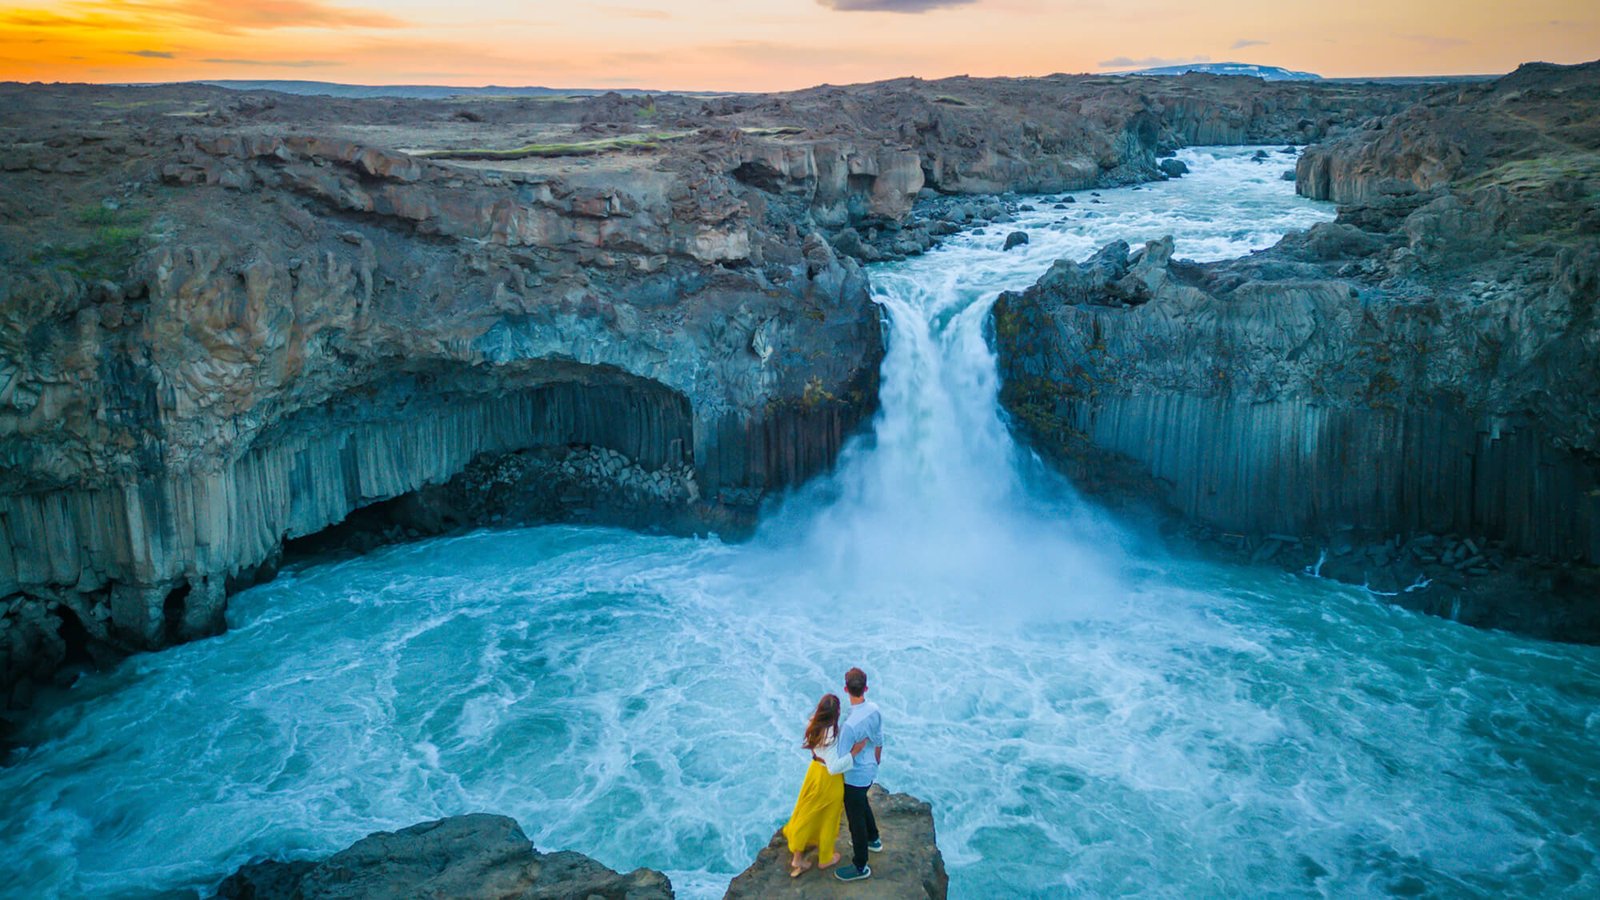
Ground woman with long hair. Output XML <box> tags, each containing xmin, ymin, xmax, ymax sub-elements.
<box><xmin>780</xmin><ymin>693</ymin><xmax>868</xmax><ymax>877</ymax></box>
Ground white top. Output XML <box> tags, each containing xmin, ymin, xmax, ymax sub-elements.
<box><xmin>812</xmin><ymin>733</ymin><xmax>855</xmax><ymax>775</ymax></box>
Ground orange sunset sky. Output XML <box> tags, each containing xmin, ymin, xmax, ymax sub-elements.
<box><xmin>2</xmin><ymin>0</ymin><xmax>1597</xmax><ymax>91</ymax></box>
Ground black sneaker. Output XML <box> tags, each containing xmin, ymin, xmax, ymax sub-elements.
<box><xmin>835</xmin><ymin>864</ymin><xmax>872</xmax><ymax>882</ymax></box>
<box><xmin>867</xmin><ymin>838</ymin><xmax>884</xmax><ymax>853</ymax></box>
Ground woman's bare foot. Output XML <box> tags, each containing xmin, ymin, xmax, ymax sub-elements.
<box><xmin>789</xmin><ymin>852</ymin><xmax>814</xmax><ymax>877</ymax></box>
<box><xmin>819</xmin><ymin>853</ymin><xmax>842</xmax><ymax>869</ymax></box>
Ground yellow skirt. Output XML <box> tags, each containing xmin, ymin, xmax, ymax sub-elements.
<box><xmin>781</xmin><ymin>759</ymin><xmax>845</xmax><ymax>861</ymax></box>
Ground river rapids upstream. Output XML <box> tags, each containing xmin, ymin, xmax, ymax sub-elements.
<box><xmin>5</xmin><ymin>148</ymin><xmax>1598</xmax><ymax>899</ymax></box>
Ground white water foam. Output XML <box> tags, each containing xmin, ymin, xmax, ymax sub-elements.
<box><xmin>5</xmin><ymin>148</ymin><xmax>1599</xmax><ymax>899</ymax></box>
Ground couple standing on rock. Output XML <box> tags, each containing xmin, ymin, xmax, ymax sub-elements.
<box><xmin>782</xmin><ymin>666</ymin><xmax>884</xmax><ymax>882</ymax></box>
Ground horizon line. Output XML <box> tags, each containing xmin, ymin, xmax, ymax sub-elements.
<box><xmin>3</xmin><ymin>67</ymin><xmax>1519</xmax><ymax>96</ymax></box>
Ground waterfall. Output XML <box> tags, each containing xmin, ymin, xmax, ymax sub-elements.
<box><xmin>6</xmin><ymin>149</ymin><xmax>1598</xmax><ymax>900</ymax></box>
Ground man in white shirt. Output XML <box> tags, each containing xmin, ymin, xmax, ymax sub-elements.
<box><xmin>835</xmin><ymin>666</ymin><xmax>883</xmax><ymax>883</ymax></box>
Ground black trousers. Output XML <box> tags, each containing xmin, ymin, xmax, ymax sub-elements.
<box><xmin>842</xmin><ymin>783</ymin><xmax>879</xmax><ymax>869</ymax></box>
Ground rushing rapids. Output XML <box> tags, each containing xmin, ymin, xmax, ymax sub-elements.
<box><xmin>5</xmin><ymin>148</ymin><xmax>1598</xmax><ymax>899</ymax></box>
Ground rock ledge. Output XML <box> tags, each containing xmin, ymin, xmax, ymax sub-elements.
<box><xmin>724</xmin><ymin>786</ymin><xmax>947</xmax><ymax>900</ymax></box>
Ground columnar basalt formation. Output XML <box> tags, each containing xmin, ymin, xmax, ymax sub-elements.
<box><xmin>0</xmin><ymin>74</ymin><xmax>1415</xmax><ymax>700</ymax></box>
<box><xmin>995</xmin><ymin>61</ymin><xmax>1600</xmax><ymax>640</ymax></box>
<box><xmin>0</xmin><ymin>99</ymin><xmax>886</xmax><ymax>700</ymax></box>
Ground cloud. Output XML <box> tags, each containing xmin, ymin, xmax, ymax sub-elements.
<box><xmin>1401</xmin><ymin>34</ymin><xmax>1468</xmax><ymax>50</ymax></box>
<box><xmin>201</xmin><ymin>57</ymin><xmax>343</xmax><ymax>67</ymax></box>
<box><xmin>127</xmin><ymin>49</ymin><xmax>175</xmax><ymax>59</ymax></box>
<box><xmin>0</xmin><ymin>11</ymin><xmax>91</xmax><ymax>28</ymax></box>
<box><xmin>816</xmin><ymin>0</ymin><xmax>977</xmax><ymax>12</ymax></box>
<box><xmin>1231</xmin><ymin>39</ymin><xmax>1267</xmax><ymax>50</ymax></box>
<box><xmin>3</xmin><ymin>0</ymin><xmax>405</xmax><ymax>36</ymax></box>
<box><xmin>1097</xmin><ymin>54</ymin><xmax>1210</xmax><ymax>69</ymax></box>
<box><xmin>170</xmin><ymin>0</ymin><xmax>404</xmax><ymax>31</ymax></box>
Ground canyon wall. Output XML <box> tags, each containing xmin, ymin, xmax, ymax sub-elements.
<box><xmin>996</xmin><ymin>61</ymin><xmax>1600</xmax><ymax>640</ymax></box>
<box><xmin>1</xmin><ymin>111</ymin><xmax>894</xmax><ymax>698</ymax></box>
<box><xmin>0</xmin><ymin>74</ymin><xmax>1415</xmax><ymax>700</ymax></box>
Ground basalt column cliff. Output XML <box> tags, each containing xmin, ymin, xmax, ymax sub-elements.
<box><xmin>0</xmin><ymin>91</ymin><xmax>897</xmax><ymax>699</ymax></box>
<box><xmin>996</xmin><ymin>62</ymin><xmax>1600</xmax><ymax>640</ymax></box>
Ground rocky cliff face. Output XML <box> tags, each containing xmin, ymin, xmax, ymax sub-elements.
<box><xmin>715</xmin><ymin>74</ymin><xmax>1415</xmax><ymax>260</ymax></box>
<box><xmin>0</xmin><ymin>93</ymin><xmax>886</xmax><ymax>702</ymax></box>
<box><xmin>996</xmin><ymin>61</ymin><xmax>1600</xmax><ymax>640</ymax></box>
<box><xmin>1297</xmin><ymin>62</ymin><xmax>1600</xmax><ymax>208</ymax></box>
<box><xmin>0</xmin><ymin>74</ymin><xmax>1415</xmax><ymax>702</ymax></box>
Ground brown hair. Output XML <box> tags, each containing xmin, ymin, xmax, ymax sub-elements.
<box><xmin>802</xmin><ymin>694</ymin><xmax>842</xmax><ymax>750</ymax></box>
<box><xmin>844</xmin><ymin>667</ymin><xmax>867</xmax><ymax>698</ymax></box>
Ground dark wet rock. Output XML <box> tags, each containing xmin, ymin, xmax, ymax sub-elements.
<box><xmin>829</xmin><ymin>226</ymin><xmax>875</xmax><ymax>261</ymax></box>
<box><xmin>1289</xmin><ymin>221</ymin><xmax>1394</xmax><ymax>260</ymax></box>
<box><xmin>724</xmin><ymin>786</ymin><xmax>946</xmax><ymax>900</ymax></box>
<box><xmin>1003</xmin><ymin>231</ymin><xmax>1029</xmax><ymax>251</ymax></box>
<box><xmin>1158</xmin><ymin>158</ymin><xmax>1189</xmax><ymax>178</ymax></box>
<box><xmin>1281</xmin><ymin>169</ymin><xmax>1296</xmax><ymax>180</ymax></box>
<box><xmin>214</xmin><ymin>814</ymin><xmax>672</xmax><ymax>900</ymax></box>
<box><xmin>214</xmin><ymin>860</ymin><xmax>318</xmax><ymax>899</ymax></box>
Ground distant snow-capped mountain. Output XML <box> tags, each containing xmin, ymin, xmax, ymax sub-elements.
<box><xmin>1124</xmin><ymin>62</ymin><xmax>1322</xmax><ymax>81</ymax></box>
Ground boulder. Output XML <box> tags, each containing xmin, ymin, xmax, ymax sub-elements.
<box><xmin>214</xmin><ymin>860</ymin><xmax>317</xmax><ymax>899</ymax></box>
<box><xmin>723</xmin><ymin>787</ymin><xmax>947</xmax><ymax>900</ymax></box>
<box><xmin>1157</xmin><ymin>158</ymin><xmax>1189</xmax><ymax>178</ymax></box>
<box><xmin>1002</xmin><ymin>231</ymin><xmax>1029</xmax><ymax>251</ymax></box>
<box><xmin>214</xmin><ymin>814</ymin><xmax>673</xmax><ymax>900</ymax></box>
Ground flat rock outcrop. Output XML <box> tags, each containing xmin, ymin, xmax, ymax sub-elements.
<box><xmin>724</xmin><ymin>786</ymin><xmax>947</xmax><ymax>900</ymax></box>
<box><xmin>1298</xmin><ymin>61</ymin><xmax>1600</xmax><ymax>207</ymax></box>
<box><xmin>996</xmin><ymin>60</ymin><xmax>1600</xmax><ymax>640</ymax></box>
<box><xmin>214</xmin><ymin>813</ymin><xmax>672</xmax><ymax>900</ymax></box>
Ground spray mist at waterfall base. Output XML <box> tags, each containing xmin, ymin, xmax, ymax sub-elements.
<box><xmin>4</xmin><ymin>149</ymin><xmax>1598</xmax><ymax>899</ymax></box>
